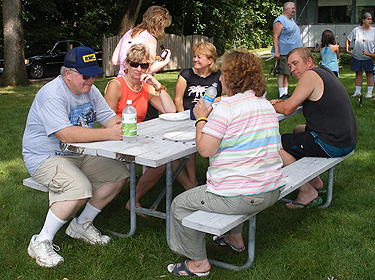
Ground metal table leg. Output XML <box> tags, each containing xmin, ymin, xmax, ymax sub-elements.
<box><xmin>209</xmin><ymin>215</ymin><xmax>256</xmax><ymax>271</ymax></box>
<box><xmin>150</xmin><ymin>156</ymin><xmax>190</xmax><ymax>210</ymax></box>
<box><xmin>319</xmin><ymin>166</ymin><xmax>335</xmax><ymax>209</ymax></box>
<box><xmin>165</xmin><ymin>162</ymin><xmax>173</xmax><ymax>246</ymax></box>
<box><xmin>104</xmin><ymin>157</ymin><xmax>188</xmax><ymax>239</ymax></box>
<box><xmin>104</xmin><ymin>162</ymin><xmax>137</xmax><ymax>238</ymax></box>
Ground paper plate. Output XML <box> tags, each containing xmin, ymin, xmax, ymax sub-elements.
<box><xmin>159</xmin><ymin>113</ymin><xmax>189</xmax><ymax>121</ymax></box>
<box><xmin>163</xmin><ymin>132</ymin><xmax>195</xmax><ymax>142</ymax></box>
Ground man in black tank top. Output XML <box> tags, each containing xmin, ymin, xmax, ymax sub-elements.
<box><xmin>270</xmin><ymin>47</ymin><xmax>357</xmax><ymax>209</ymax></box>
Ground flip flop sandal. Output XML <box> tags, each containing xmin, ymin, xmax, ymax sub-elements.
<box><xmin>213</xmin><ymin>235</ymin><xmax>245</xmax><ymax>252</ymax></box>
<box><xmin>290</xmin><ymin>196</ymin><xmax>323</xmax><ymax>209</ymax></box>
<box><xmin>167</xmin><ymin>260</ymin><xmax>210</xmax><ymax>277</ymax></box>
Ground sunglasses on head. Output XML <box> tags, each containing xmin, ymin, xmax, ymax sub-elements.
<box><xmin>129</xmin><ymin>61</ymin><xmax>149</xmax><ymax>69</ymax></box>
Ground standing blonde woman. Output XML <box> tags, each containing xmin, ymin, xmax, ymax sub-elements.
<box><xmin>112</xmin><ymin>5</ymin><xmax>172</xmax><ymax>76</ymax></box>
<box><xmin>112</xmin><ymin>5</ymin><xmax>172</xmax><ymax>120</ymax></box>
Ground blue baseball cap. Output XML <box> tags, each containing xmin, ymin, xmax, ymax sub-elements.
<box><xmin>64</xmin><ymin>46</ymin><xmax>104</xmax><ymax>77</ymax></box>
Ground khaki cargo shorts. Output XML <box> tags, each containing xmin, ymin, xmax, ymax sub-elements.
<box><xmin>33</xmin><ymin>155</ymin><xmax>129</xmax><ymax>205</ymax></box>
<box><xmin>275</xmin><ymin>55</ymin><xmax>291</xmax><ymax>76</ymax></box>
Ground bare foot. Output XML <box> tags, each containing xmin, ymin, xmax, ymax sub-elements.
<box><xmin>126</xmin><ymin>200</ymin><xmax>147</xmax><ymax>218</ymax></box>
<box><xmin>309</xmin><ymin>176</ymin><xmax>323</xmax><ymax>190</ymax></box>
<box><xmin>286</xmin><ymin>189</ymin><xmax>318</xmax><ymax>209</ymax></box>
<box><xmin>186</xmin><ymin>259</ymin><xmax>211</xmax><ymax>274</ymax></box>
<box><xmin>225</xmin><ymin>233</ymin><xmax>245</xmax><ymax>251</ymax></box>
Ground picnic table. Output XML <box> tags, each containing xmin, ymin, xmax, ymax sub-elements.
<box><xmin>61</xmin><ymin>108</ymin><xmax>302</xmax><ymax>243</ymax></box>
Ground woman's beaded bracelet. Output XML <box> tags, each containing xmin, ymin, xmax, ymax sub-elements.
<box><xmin>155</xmin><ymin>85</ymin><xmax>167</xmax><ymax>94</ymax></box>
<box><xmin>195</xmin><ymin>117</ymin><xmax>208</xmax><ymax>127</ymax></box>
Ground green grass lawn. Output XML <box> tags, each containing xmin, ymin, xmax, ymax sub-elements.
<box><xmin>0</xmin><ymin>58</ymin><xmax>374</xmax><ymax>279</ymax></box>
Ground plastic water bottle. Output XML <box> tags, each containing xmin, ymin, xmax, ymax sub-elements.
<box><xmin>202</xmin><ymin>82</ymin><xmax>218</xmax><ymax>108</ymax></box>
<box><xmin>122</xmin><ymin>100</ymin><xmax>137</xmax><ymax>142</ymax></box>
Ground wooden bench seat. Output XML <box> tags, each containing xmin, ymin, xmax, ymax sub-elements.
<box><xmin>182</xmin><ymin>151</ymin><xmax>354</xmax><ymax>271</ymax></box>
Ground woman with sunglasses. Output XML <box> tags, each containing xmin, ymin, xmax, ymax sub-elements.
<box><xmin>105</xmin><ymin>44</ymin><xmax>195</xmax><ymax>215</ymax></box>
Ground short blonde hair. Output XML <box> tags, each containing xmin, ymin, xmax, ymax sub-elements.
<box><xmin>192</xmin><ymin>42</ymin><xmax>219</xmax><ymax>73</ymax></box>
<box><xmin>132</xmin><ymin>6</ymin><xmax>172</xmax><ymax>40</ymax></box>
<box><xmin>123</xmin><ymin>44</ymin><xmax>155</xmax><ymax>72</ymax></box>
<box><xmin>221</xmin><ymin>49</ymin><xmax>266</xmax><ymax>97</ymax></box>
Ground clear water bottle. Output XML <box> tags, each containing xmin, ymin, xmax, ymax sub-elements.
<box><xmin>122</xmin><ymin>100</ymin><xmax>137</xmax><ymax>142</ymax></box>
<box><xmin>202</xmin><ymin>82</ymin><xmax>218</xmax><ymax>108</ymax></box>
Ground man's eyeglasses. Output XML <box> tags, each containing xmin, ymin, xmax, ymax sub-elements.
<box><xmin>70</xmin><ymin>69</ymin><xmax>96</xmax><ymax>80</ymax></box>
<box><xmin>129</xmin><ymin>61</ymin><xmax>149</xmax><ymax>69</ymax></box>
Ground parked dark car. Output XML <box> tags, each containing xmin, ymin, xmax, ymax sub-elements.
<box><xmin>25</xmin><ymin>40</ymin><xmax>102</xmax><ymax>79</ymax></box>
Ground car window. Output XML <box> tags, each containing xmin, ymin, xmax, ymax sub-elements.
<box><xmin>71</xmin><ymin>42</ymin><xmax>82</xmax><ymax>50</ymax></box>
<box><xmin>55</xmin><ymin>42</ymin><xmax>67</xmax><ymax>53</ymax></box>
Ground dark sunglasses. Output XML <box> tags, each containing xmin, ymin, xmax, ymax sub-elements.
<box><xmin>129</xmin><ymin>61</ymin><xmax>149</xmax><ymax>69</ymax></box>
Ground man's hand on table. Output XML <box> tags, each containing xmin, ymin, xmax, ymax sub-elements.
<box><xmin>106</xmin><ymin>120</ymin><xmax>123</xmax><ymax>141</ymax></box>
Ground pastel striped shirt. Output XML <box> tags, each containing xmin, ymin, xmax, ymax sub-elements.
<box><xmin>201</xmin><ymin>90</ymin><xmax>285</xmax><ymax>196</ymax></box>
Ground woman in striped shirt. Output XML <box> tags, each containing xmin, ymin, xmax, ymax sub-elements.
<box><xmin>167</xmin><ymin>49</ymin><xmax>286</xmax><ymax>277</ymax></box>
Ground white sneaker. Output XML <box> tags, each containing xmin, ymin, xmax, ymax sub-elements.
<box><xmin>352</xmin><ymin>91</ymin><xmax>361</xmax><ymax>97</ymax></box>
<box><xmin>65</xmin><ymin>218</ymin><xmax>111</xmax><ymax>245</ymax></box>
<box><xmin>364</xmin><ymin>92</ymin><xmax>373</xmax><ymax>98</ymax></box>
<box><xmin>27</xmin><ymin>235</ymin><xmax>64</xmax><ymax>267</ymax></box>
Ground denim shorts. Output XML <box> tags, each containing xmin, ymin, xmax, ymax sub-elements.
<box><xmin>351</xmin><ymin>57</ymin><xmax>374</xmax><ymax>72</ymax></box>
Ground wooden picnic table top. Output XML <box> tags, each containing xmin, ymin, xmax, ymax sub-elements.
<box><xmin>62</xmin><ymin>107</ymin><xmax>303</xmax><ymax>168</ymax></box>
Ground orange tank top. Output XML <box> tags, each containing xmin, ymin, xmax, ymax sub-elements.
<box><xmin>111</xmin><ymin>76</ymin><xmax>153</xmax><ymax>123</ymax></box>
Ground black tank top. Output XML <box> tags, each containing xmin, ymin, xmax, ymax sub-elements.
<box><xmin>303</xmin><ymin>66</ymin><xmax>357</xmax><ymax>148</ymax></box>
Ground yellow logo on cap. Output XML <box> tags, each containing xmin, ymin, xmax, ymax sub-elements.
<box><xmin>82</xmin><ymin>54</ymin><xmax>96</xmax><ymax>63</ymax></box>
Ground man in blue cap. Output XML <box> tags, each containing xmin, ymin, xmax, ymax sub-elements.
<box><xmin>22</xmin><ymin>46</ymin><xmax>129</xmax><ymax>267</ymax></box>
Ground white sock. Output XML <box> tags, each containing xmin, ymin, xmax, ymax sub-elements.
<box><xmin>367</xmin><ymin>86</ymin><xmax>373</xmax><ymax>93</ymax></box>
<box><xmin>278</xmin><ymin>87</ymin><xmax>288</xmax><ymax>98</ymax></box>
<box><xmin>36</xmin><ymin>209</ymin><xmax>66</xmax><ymax>242</ymax></box>
<box><xmin>77</xmin><ymin>202</ymin><xmax>101</xmax><ymax>224</ymax></box>
<box><xmin>278</xmin><ymin>88</ymin><xmax>283</xmax><ymax>97</ymax></box>
<box><xmin>355</xmin><ymin>86</ymin><xmax>362</xmax><ymax>93</ymax></box>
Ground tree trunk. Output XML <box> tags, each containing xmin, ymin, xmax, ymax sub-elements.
<box><xmin>117</xmin><ymin>0</ymin><xmax>144</xmax><ymax>35</ymax></box>
<box><xmin>0</xmin><ymin>0</ymin><xmax>29</xmax><ymax>86</ymax></box>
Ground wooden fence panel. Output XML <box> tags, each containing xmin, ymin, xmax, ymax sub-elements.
<box><xmin>102</xmin><ymin>35</ymin><xmax>121</xmax><ymax>77</ymax></box>
<box><xmin>102</xmin><ymin>34</ymin><xmax>212</xmax><ymax>77</ymax></box>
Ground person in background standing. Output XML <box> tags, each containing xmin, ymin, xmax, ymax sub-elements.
<box><xmin>346</xmin><ymin>12</ymin><xmax>375</xmax><ymax>98</ymax></box>
<box><xmin>319</xmin><ymin>30</ymin><xmax>340</xmax><ymax>77</ymax></box>
<box><xmin>272</xmin><ymin>1</ymin><xmax>302</xmax><ymax>99</ymax></box>
<box><xmin>112</xmin><ymin>5</ymin><xmax>172</xmax><ymax>120</ymax></box>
